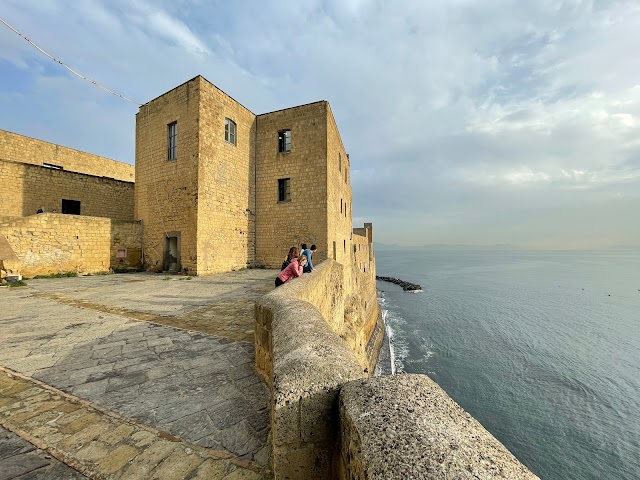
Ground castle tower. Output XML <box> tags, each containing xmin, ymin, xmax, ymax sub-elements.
<box><xmin>135</xmin><ymin>76</ymin><xmax>354</xmax><ymax>274</ymax></box>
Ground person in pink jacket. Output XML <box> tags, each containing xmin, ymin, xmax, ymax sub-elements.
<box><xmin>275</xmin><ymin>255</ymin><xmax>308</xmax><ymax>287</ymax></box>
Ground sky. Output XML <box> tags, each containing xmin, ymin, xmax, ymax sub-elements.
<box><xmin>1</xmin><ymin>0</ymin><xmax>639</xmax><ymax>249</ymax></box>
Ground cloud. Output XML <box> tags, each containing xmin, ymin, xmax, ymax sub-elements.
<box><xmin>1</xmin><ymin>0</ymin><xmax>639</xmax><ymax>248</ymax></box>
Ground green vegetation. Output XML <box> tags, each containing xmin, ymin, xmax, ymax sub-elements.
<box><xmin>113</xmin><ymin>266</ymin><xmax>145</xmax><ymax>274</ymax></box>
<box><xmin>33</xmin><ymin>272</ymin><xmax>78</xmax><ymax>279</ymax></box>
<box><xmin>8</xmin><ymin>280</ymin><xmax>28</xmax><ymax>287</ymax></box>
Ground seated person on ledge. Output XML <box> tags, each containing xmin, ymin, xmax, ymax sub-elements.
<box><xmin>275</xmin><ymin>255</ymin><xmax>307</xmax><ymax>287</ymax></box>
<box><xmin>301</xmin><ymin>243</ymin><xmax>316</xmax><ymax>273</ymax></box>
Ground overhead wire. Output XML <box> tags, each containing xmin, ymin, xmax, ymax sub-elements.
<box><xmin>2</xmin><ymin>14</ymin><xmax>175</xmax><ymax>263</ymax></box>
<box><xmin>1</xmin><ymin>15</ymin><xmax>171</xmax><ymax>255</ymax></box>
<box><xmin>0</xmin><ymin>16</ymin><xmax>142</xmax><ymax>106</ymax></box>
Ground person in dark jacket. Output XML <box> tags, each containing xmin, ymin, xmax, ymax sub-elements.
<box><xmin>281</xmin><ymin>246</ymin><xmax>299</xmax><ymax>270</ymax></box>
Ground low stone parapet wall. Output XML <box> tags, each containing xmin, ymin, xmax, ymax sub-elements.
<box><xmin>339</xmin><ymin>374</ymin><xmax>539</xmax><ymax>479</ymax></box>
<box><xmin>0</xmin><ymin>213</ymin><xmax>142</xmax><ymax>277</ymax></box>
<box><xmin>255</xmin><ymin>260</ymin><xmax>366</xmax><ymax>478</ymax></box>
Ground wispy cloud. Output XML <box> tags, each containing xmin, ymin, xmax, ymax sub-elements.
<box><xmin>0</xmin><ymin>0</ymin><xmax>639</xmax><ymax>248</ymax></box>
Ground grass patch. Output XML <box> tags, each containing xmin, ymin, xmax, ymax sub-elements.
<box><xmin>8</xmin><ymin>280</ymin><xmax>28</xmax><ymax>287</ymax></box>
<box><xmin>33</xmin><ymin>272</ymin><xmax>78</xmax><ymax>279</ymax></box>
<box><xmin>163</xmin><ymin>277</ymin><xmax>172</xmax><ymax>281</ymax></box>
<box><xmin>113</xmin><ymin>266</ymin><xmax>145</xmax><ymax>274</ymax></box>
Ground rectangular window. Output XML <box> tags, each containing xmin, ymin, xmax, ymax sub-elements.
<box><xmin>225</xmin><ymin>118</ymin><xmax>237</xmax><ymax>145</ymax></box>
<box><xmin>61</xmin><ymin>199</ymin><xmax>81</xmax><ymax>215</ymax></box>
<box><xmin>278</xmin><ymin>130</ymin><xmax>291</xmax><ymax>152</ymax></box>
<box><xmin>278</xmin><ymin>178</ymin><xmax>291</xmax><ymax>202</ymax></box>
<box><xmin>167</xmin><ymin>121</ymin><xmax>177</xmax><ymax>160</ymax></box>
<box><xmin>339</xmin><ymin>153</ymin><xmax>342</xmax><ymax>172</ymax></box>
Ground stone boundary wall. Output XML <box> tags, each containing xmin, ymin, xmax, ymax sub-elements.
<box><xmin>255</xmin><ymin>260</ymin><xmax>367</xmax><ymax>479</ymax></box>
<box><xmin>0</xmin><ymin>214</ymin><xmax>142</xmax><ymax>277</ymax></box>
<box><xmin>339</xmin><ymin>375</ymin><xmax>539</xmax><ymax>479</ymax></box>
<box><xmin>256</xmin><ymin>260</ymin><xmax>539</xmax><ymax>479</ymax></box>
<box><xmin>0</xmin><ymin>129</ymin><xmax>134</xmax><ymax>181</ymax></box>
<box><xmin>0</xmin><ymin>160</ymin><xmax>135</xmax><ymax>220</ymax></box>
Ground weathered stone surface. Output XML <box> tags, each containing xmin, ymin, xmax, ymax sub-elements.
<box><xmin>256</xmin><ymin>270</ymin><xmax>366</xmax><ymax>479</ymax></box>
<box><xmin>95</xmin><ymin>444</ymin><xmax>139</xmax><ymax>474</ymax></box>
<box><xmin>339</xmin><ymin>374</ymin><xmax>539</xmax><ymax>480</ymax></box>
<box><xmin>146</xmin><ymin>446</ymin><xmax>205</xmax><ymax>479</ymax></box>
<box><xmin>0</xmin><ymin>372</ymin><xmax>270</xmax><ymax>479</ymax></box>
<box><xmin>0</xmin><ymin>271</ymin><xmax>273</xmax><ymax>465</ymax></box>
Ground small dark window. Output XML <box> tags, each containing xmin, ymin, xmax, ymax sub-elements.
<box><xmin>278</xmin><ymin>130</ymin><xmax>291</xmax><ymax>152</ymax></box>
<box><xmin>225</xmin><ymin>118</ymin><xmax>236</xmax><ymax>145</ymax></box>
<box><xmin>62</xmin><ymin>199</ymin><xmax>81</xmax><ymax>215</ymax></box>
<box><xmin>344</xmin><ymin>239</ymin><xmax>346</xmax><ymax>252</ymax></box>
<box><xmin>278</xmin><ymin>178</ymin><xmax>291</xmax><ymax>202</ymax></box>
<box><xmin>340</xmin><ymin>199</ymin><xmax>343</xmax><ymax>213</ymax></box>
<box><xmin>339</xmin><ymin>153</ymin><xmax>342</xmax><ymax>172</ymax></box>
<box><xmin>168</xmin><ymin>121</ymin><xmax>177</xmax><ymax>160</ymax></box>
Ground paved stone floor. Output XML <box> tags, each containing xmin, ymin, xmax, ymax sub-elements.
<box><xmin>0</xmin><ymin>270</ymin><xmax>278</xmax><ymax>479</ymax></box>
<box><xmin>0</xmin><ymin>426</ymin><xmax>87</xmax><ymax>479</ymax></box>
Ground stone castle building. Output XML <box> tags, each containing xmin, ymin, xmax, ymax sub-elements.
<box><xmin>136</xmin><ymin>75</ymin><xmax>355</xmax><ymax>275</ymax></box>
<box><xmin>1</xmin><ymin>75</ymin><xmax>374</xmax><ymax>286</ymax></box>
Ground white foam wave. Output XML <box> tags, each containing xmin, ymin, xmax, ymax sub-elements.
<box><xmin>386</xmin><ymin>322</ymin><xmax>396</xmax><ymax>375</ymax></box>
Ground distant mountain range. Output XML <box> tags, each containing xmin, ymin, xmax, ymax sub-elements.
<box><xmin>374</xmin><ymin>243</ymin><xmax>640</xmax><ymax>251</ymax></box>
<box><xmin>374</xmin><ymin>243</ymin><xmax>523</xmax><ymax>251</ymax></box>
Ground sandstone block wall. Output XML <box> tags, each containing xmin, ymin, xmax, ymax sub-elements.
<box><xmin>255</xmin><ymin>102</ymin><xmax>329</xmax><ymax>268</ymax></box>
<box><xmin>349</xmin><ymin>231</ymin><xmax>381</xmax><ymax>373</ymax></box>
<box><xmin>255</xmin><ymin>260</ymin><xmax>367</xmax><ymax>479</ymax></box>
<box><xmin>0</xmin><ymin>214</ymin><xmax>142</xmax><ymax>277</ymax></box>
<box><xmin>339</xmin><ymin>375</ymin><xmax>539</xmax><ymax>480</ymax></box>
<box><xmin>326</xmin><ymin>104</ymin><xmax>353</xmax><ymax>273</ymax></box>
<box><xmin>135</xmin><ymin>79</ymin><xmax>201</xmax><ymax>273</ymax></box>
<box><xmin>0</xmin><ymin>129</ymin><xmax>134</xmax><ymax>181</ymax></box>
<box><xmin>109</xmin><ymin>220</ymin><xmax>144</xmax><ymax>270</ymax></box>
<box><xmin>197</xmin><ymin>79</ymin><xmax>256</xmax><ymax>274</ymax></box>
<box><xmin>0</xmin><ymin>160</ymin><xmax>134</xmax><ymax>220</ymax></box>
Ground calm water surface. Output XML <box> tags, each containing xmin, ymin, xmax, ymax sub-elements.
<box><xmin>375</xmin><ymin>249</ymin><xmax>640</xmax><ymax>480</ymax></box>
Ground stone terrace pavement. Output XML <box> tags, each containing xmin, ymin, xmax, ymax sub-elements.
<box><xmin>0</xmin><ymin>270</ymin><xmax>278</xmax><ymax>479</ymax></box>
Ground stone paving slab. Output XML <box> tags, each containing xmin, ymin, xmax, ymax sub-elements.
<box><xmin>24</xmin><ymin>271</ymin><xmax>275</xmax><ymax>315</ymax></box>
<box><xmin>1</xmin><ymin>270</ymin><xmax>277</xmax><ymax>472</ymax></box>
<box><xmin>0</xmin><ymin>426</ymin><xmax>87</xmax><ymax>480</ymax></box>
<box><xmin>0</xmin><ymin>369</ymin><xmax>267</xmax><ymax>479</ymax></box>
<box><xmin>26</xmin><ymin>271</ymin><xmax>276</xmax><ymax>342</ymax></box>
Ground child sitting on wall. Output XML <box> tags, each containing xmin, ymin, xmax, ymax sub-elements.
<box><xmin>275</xmin><ymin>255</ymin><xmax>307</xmax><ymax>287</ymax></box>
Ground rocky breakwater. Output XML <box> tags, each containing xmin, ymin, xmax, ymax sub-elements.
<box><xmin>376</xmin><ymin>275</ymin><xmax>421</xmax><ymax>291</ymax></box>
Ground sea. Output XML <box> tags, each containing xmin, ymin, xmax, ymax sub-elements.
<box><xmin>374</xmin><ymin>249</ymin><xmax>640</xmax><ymax>480</ymax></box>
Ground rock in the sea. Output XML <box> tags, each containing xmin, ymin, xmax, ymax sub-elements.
<box><xmin>376</xmin><ymin>276</ymin><xmax>421</xmax><ymax>291</ymax></box>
